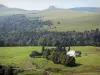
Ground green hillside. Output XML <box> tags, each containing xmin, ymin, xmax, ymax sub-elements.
<box><xmin>0</xmin><ymin>4</ymin><xmax>39</xmax><ymax>16</ymax></box>
<box><xmin>0</xmin><ymin>5</ymin><xmax>100</xmax><ymax>31</ymax></box>
<box><xmin>27</xmin><ymin>8</ymin><xmax>100</xmax><ymax>31</ymax></box>
<box><xmin>0</xmin><ymin>11</ymin><xmax>27</xmax><ymax>16</ymax></box>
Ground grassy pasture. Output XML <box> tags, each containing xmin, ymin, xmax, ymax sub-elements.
<box><xmin>0</xmin><ymin>8</ymin><xmax>100</xmax><ymax>32</ymax></box>
<box><xmin>0</xmin><ymin>46</ymin><xmax>41</xmax><ymax>68</ymax></box>
<box><xmin>26</xmin><ymin>9</ymin><xmax>100</xmax><ymax>31</ymax></box>
<box><xmin>0</xmin><ymin>46</ymin><xmax>100</xmax><ymax>75</ymax></box>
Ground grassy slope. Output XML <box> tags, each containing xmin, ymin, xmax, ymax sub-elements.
<box><xmin>0</xmin><ymin>46</ymin><xmax>100</xmax><ymax>67</ymax></box>
<box><xmin>0</xmin><ymin>8</ymin><xmax>100</xmax><ymax>31</ymax></box>
<box><xmin>0</xmin><ymin>10</ymin><xmax>28</xmax><ymax>16</ymax></box>
<box><xmin>32</xmin><ymin>46</ymin><xmax>100</xmax><ymax>69</ymax></box>
<box><xmin>0</xmin><ymin>46</ymin><xmax>100</xmax><ymax>75</ymax></box>
<box><xmin>27</xmin><ymin>9</ymin><xmax>100</xmax><ymax>31</ymax></box>
<box><xmin>0</xmin><ymin>46</ymin><xmax>41</xmax><ymax>68</ymax></box>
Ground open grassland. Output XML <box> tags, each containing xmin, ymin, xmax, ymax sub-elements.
<box><xmin>0</xmin><ymin>46</ymin><xmax>100</xmax><ymax>75</ymax></box>
<box><xmin>0</xmin><ymin>46</ymin><xmax>42</xmax><ymax>68</ymax></box>
<box><xmin>0</xmin><ymin>8</ymin><xmax>100</xmax><ymax>32</ymax></box>
<box><xmin>0</xmin><ymin>9</ymin><xmax>100</xmax><ymax>32</ymax></box>
<box><xmin>27</xmin><ymin>9</ymin><xmax>100</xmax><ymax>31</ymax></box>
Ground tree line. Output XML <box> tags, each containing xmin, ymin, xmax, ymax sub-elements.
<box><xmin>38</xmin><ymin>28</ymin><xmax>100</xmax><ymax>46</ymax></box>
<box><xmin>0</xmin><ymin>28</ymin><xmax>100</xmax><ymax>47</ymax></box>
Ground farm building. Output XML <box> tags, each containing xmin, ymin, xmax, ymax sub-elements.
<box><xmin>67</xmin><ymin>50</ymin><xmax>81</xmax><ymax>57</ymax></box>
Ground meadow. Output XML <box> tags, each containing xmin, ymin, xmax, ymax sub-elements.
<box><xmin>0</xmin><ymin>46</ymin><xmax>100</xmax><ymax>75</ymax></box>
<box><xmin>0</xmin><ymin>8</ymin><xmax>100</xmax><ymax>32</ymax></box>
<box><xmin>26</xmin><ymin>9</ymin><xmax>100</xmax><ymax>32</ymax></box>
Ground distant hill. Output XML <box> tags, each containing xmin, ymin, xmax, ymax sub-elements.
<box><xmin>32</xmin><ymin>8</ymin><xmax>100</xmax><ymax>31</ymax></box>
<box><xmin>69</xmin><ymin>7</ymin><xmax>100</xmax><ymax>12</ymax></box>
<box><xmin>0</xmin><ymin>4</ymin><xmax>100</xmax><ymax>31</ymax></box>
<box><xmin>0</xmin><ymin>4</ymin><xmax>8</xmax><ymax>9</ymax></box>
<box><xmin>0</xmin><ymin>4</ymin><xmax>40</xmax><ymax>15</ymax></box>
<box><xmin>48</xmin><ymin>5</ymin><xmax>56</xmax><ymax>9</ymax></box>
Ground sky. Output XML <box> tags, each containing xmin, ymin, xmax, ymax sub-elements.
<box><xmin>0</xmin><ymin>0</ymin><xmax>100</xmax><ymax>10</ymax></box>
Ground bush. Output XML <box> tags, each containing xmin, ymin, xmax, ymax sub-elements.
<box><xmin>43</xmin><ymin>49</ymin><xmax>50</xmax><ymax>59</ymax></box>
<box><xmin>30</xmin><ymin>51</ymin><xmax>39</xmax><ymax>58</ymax></box>
<box><xmin>65</xmin><ymin>56</ymin><xmax>76</xmax><ymax>66</ymax></box>
<box><xmin>0</xmin><ymin>65</ymin><xmax>5</xmax><ymax>75</ymax></box>
<box><xmin>4</xmin><ymin>66</ymin><xmax>13</xmax><ymax>75</ymax></box>
<box><xmin>0</xmin><ymin>65</ymin><xmax>23</xmax><ymax>75</ymax></box>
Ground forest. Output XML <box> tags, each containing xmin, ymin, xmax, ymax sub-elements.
<box><xmin>0</xmin><ymin>28</ymin><xmax>100</xmax><ymax>46</ymax></box>
<box><xmin>0</xmin><ymin>14</ymin><xmax>100</xmax><ymax>47</ymax></box>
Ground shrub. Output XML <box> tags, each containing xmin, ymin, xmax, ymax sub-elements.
<box><xmin>0</xmin><ymin>65</ymin><xmax>5</xmax><ymax>75</ymax></box>
<box><xmin>30</xmin><ymin>51</ymin><xmax>39</xmax><ymax>58</ymax></box>
<box><xmin>4</xmin><ymin>66</ymin><xmax>13</xmax><ymax>75</ymax></box>
<box><xmin>65</xmin><ymin>56</ymin><xmax>76</xmax><ymax>66</ymax></box>
<box><xmin>43</xmin><ymin>49</ymin><xmax>50</xmax><ymax>59</ymax></box>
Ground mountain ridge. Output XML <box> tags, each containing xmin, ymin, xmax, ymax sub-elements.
<box><xmin>69</xmin><ymin>7</ymin><xmax>100</xmax><ymax>12</ymax></box>
<box><xmin>0</xmin><ymin>4</ymin><xmax>40</xmax><ymax>13</ymax></box>
<box><xmin>1</xmin><ymin>4</ymin><xmax>100</xmax><ymax>12</ymax></box>
<box><xmin>0</xmin><ymin>4</ymin><xmax>8</xmax><ymax>8</ymax></box>
<box><xmin>48</xmin><ymin>5</ymin><xmax>57</xmax><ymax>9</ymax></box>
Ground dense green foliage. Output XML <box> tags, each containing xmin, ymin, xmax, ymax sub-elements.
<box><xmin>0</xmin><ymin>65</ymin><xmax>24</xmax><ymax>75</ymax></box>
<box><xmin>0</xmin><ymin>27</ymin><xmax>100</xmax><ymax>46</ymax></box>
<box><xmin>29</xmin><ymin>46</ymin><xmax>76</xmax><ymax>66</ymax></box>
<box><xmin>0</xmin><ymin>65</ymin><xmax>14</xmax><ymax>75</ymax></box>
<box><xmin>30</xmin><ymin>51</ymin><xmax>40</xmax><ymax>58</ymax></box>
<box><xmin>0</xmin><ymin>14</ymin><xmax>100</xmax><ymax>47</ymax></box>
<box><xmin>38</xmin><ymin>28</ymin><xmax>100</xmax><ymax>46</ymax></box>
<box><xmin>0</xmin><ymin>14</ymin><xmax>53</xmax><ymax>46</ymax></box>
<box><xmin>43</xmin><ymin>47</ymin><xmax>76</xmax><ymax>66</ymax></box>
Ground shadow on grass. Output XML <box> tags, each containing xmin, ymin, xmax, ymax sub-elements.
<box><xmin>75</xmin><ymin>63</ymin><xmax>82</xmax><ymax>67</ymax></box>
<box><xmin>66</xmin><ymin>63</ymin><xmax>82</xmax><ymax>67</ymax></box>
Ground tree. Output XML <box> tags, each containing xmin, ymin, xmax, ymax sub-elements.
<box><xmin>43</xmin><ymin>49</ymin><xmax>50</xmax><ymax>59</ymax></box>
<box><xmin>49</xmin><ymin>51</ymin><xmax>55</xmax><ymax>61</ymax></box>
<box><xmin>59</xmin><ymin>52</ymin><xmax>66</xmax><ymax>64</ymax></box>
<box><xmin>41</xmin><ymin>46</ymin><xmax>45</xmax><ymax>54</ymax></box>
<box><xmin>0</xmin><ymin>40</ymin><xmax>4</xmax><ymax>47</ymax></box>
<box><xmin>62</xmin><ymin>46</ymin><xmax>66</xmax><ymax>52</ymax></box>
<box><xmin>53</xmin><ymin>51</ymin><xmax>60</xmax><ymax>64</ymax></box>
<box><xmin>95</xmin><ymin>28</ymin><xmax>99</xmax><ymax>34</ymax></box>
<box><xmin>68</xmin><ymin>46</ymin><xmax>70</xmax><ymax>51</ymax></box>
<box><xmin>65</xmin><ymin>56</ymin><xmax>76</xmax><ymax>66</ymax></box>
<box><xmin>57</xmin><ymin>21</ymin><xmax>61</xmax><ymax>24</ymax></box>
